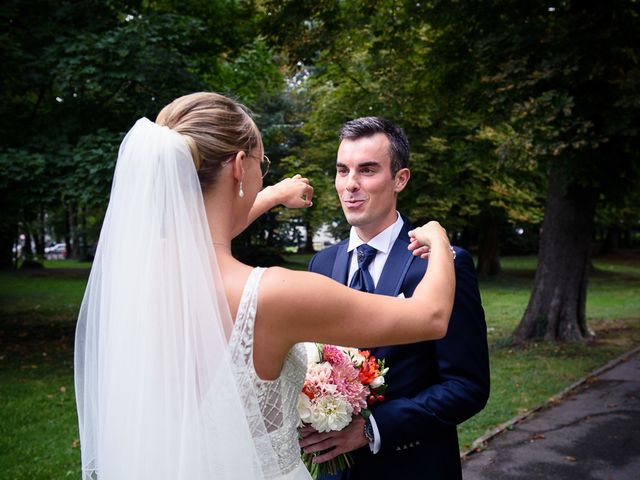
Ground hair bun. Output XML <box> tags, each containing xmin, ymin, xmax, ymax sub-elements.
<box><xmin>182</xmin><ymin>135</ymin><xmax>202</xmax><ymax>170</ymax></box>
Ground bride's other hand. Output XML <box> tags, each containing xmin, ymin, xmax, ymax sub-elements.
<box><xmin>242</xmin><ymin>175</ymin><xmax>314</xmax><ymax>236</ymax></box>
<box><xmin>408</xmin><ymin>221</ymin><xmax>451</xmax><ymax>259</ymax></box>
<box><xmin>269</xmin><ymin>174</ymin><xmax>314</xmax><ymax>208</ymax></box>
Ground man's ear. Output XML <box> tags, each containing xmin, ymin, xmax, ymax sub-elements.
<box><xmin>394</xmin><ymin>168</ymin><xmax>410</xmax><ymax>193</ymax></box>
<box><xmin>232</xmin><ymin>151</ymin><xmax>246</xmax><ymax>182</ymax></box>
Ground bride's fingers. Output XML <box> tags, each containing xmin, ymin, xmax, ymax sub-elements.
<box><xmin>412</xmin><ymin>246</ymin><xmax>431</xmax><ymax>257</ymax></box>
<box><xmin>408</xmin><ymin>238</ymin><xmax>429</xmax><ymax>251</ymax></box>
<box><xmin>301</xmin><ymin>183</ymin><xmax>314</xmax><ymax>206</ymax></box>
<box><xmin>275</xmin><ymin>175</ymin><xmax>315</xmax><ymax>208</ymax></box>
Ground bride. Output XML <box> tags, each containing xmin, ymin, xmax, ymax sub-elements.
<box><xmin>74</xmin><ymin>92</ymin><xmax>455</xmax><ymax>479</ymax></box>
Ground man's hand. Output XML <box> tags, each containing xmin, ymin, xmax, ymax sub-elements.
<box><xmin>299</xmin><ymin>416</ymin><xmax>368</xmax><ymax>464</ymax></box>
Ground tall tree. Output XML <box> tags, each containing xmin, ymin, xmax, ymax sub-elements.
<box><xmin>262</xmin><ymin>0</ymin><xmax>545</xmax><ymax>262</ymax></box>
<box><xmin>0</xmin><ymin>0</ymin><xmax>286</xmax><ymax>266</ymax></box>
<box><xmin>434</xmin><ymin>1</ymin><xmax>640</xmax><ymax>340</ymax></box>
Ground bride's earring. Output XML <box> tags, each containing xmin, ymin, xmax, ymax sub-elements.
<box><xmin>239</xmin><ymin>181</ymin><xmax>245</xmax><ymax>198</ymax></box>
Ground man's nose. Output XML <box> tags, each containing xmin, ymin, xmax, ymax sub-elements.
<box><xmin>345</xmin><ymin>172</ymin><xmax>359</xmax><ymax>191</ymax></box>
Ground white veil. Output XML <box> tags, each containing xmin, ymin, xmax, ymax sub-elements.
<box><xmin>74</xmin><ymin>118</ymin><xmax>280</xmax><ymax>479</ymax></box>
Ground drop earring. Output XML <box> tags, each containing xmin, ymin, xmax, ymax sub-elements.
<box><xmin>239</xmin><ymin>181</ymin><xmax>245</xmax><ymax>198</ymax></box>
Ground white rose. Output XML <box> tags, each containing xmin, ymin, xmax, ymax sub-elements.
<box><xmin>305</xmin><ymin>342</ymin><xmax>322</xmax><ymax>366</ymax></box>
<box><xmin>370</xmin><ymin>376</ymin><xmax>385</xmax><ymax>389</ymax></box>
<box><xmin>339</xmin><ymin>346</ymin><xmax>365</xmax><ymax>367</ymax></box>
<box><xmin>297</xmin><ymin>392</ymin><xmax>313</xmax><ymax>425</ymax></box>
<box><xmin>310</xmin><ymin>394</ymin><xmax>354</xmax><ymax>432</ymax></box>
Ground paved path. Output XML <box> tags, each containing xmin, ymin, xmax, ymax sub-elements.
<box><xmin>462</xmin><ymin>349</ymin><xmax>640</xmax><ymax>480</ymax></box>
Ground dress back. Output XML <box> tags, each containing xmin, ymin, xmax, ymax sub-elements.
<box><xmin>228</xmin><ymin>267</ymin><xmax>310</xmax><ymax>479</ymax></box>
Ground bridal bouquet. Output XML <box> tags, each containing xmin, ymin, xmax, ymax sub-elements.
<box><xmin>298</xmin><ymin>343</ymin><xmax>388</xmax><ymax>478</ymax></box>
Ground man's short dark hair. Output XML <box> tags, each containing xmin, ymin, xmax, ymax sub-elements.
<box><xmin>339</xmin><ymin>117</ymin><xmax>409</xmax><ymax>176</ymax></box>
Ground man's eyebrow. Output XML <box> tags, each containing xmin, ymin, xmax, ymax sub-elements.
<box><xmin>357</xmin><ymin>161</ymin><xmax>381</xmax><ymax>168</ymax></box>
<box><xmin>335</xmin><ymin>160</ymin><xmax>382</xmax><ymax>169</ymax></box>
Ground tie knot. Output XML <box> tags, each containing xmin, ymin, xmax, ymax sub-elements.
<box><xmin>356</xmin><ymin>244</ymin><xmax>377</xmax><ymax>269</ymax></box>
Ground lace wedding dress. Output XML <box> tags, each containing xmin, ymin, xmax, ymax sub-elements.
<box><xmin>228</xmin><ymin>267</ymin><xmax>312</xmax><ymax>480</ymax></box>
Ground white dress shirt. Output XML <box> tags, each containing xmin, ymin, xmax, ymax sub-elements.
<box><xmin>347</xmin><ymin>212</ymin><xmax>404</xmax><ymax>287</ymax></box>
<box><xmin>346</xmin><ymin>212</ymin><xmax>404</xmax><ymax>454</ymax></box>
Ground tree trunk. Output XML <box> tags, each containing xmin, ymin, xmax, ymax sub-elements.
<box><xmin>477</xmin><ymin>214</ymin><xmax>502</xmax><ymax>276</ymax></box>
<box><xmin>0</xmin><ymin>232</ymin><xmax>15</xmax><ymax>270</ymax></box>
<box><xmin>67</xmin><ymin>204</ymin><xmax>77</xmax><ymax>259</ymax></box>
<box><xmin>514</xmin><ymin>164</ymin><xmax>597</xmax><ymax>342</ymax></box>
<box><xmin>23</xmin><ymin>232</ymin><xmax>33</xmax><ymax>259</ymax></box>
<box><xmin>78</xmin><ymin>205</ymin><xmax>88</xmax><ymax>259</ymax></box>
<box><xmin>35</xmin><ymin>209</ymin><xmax>46</xmax><ymax>257</ymax></box>
<box><xmin>303</xmin><ymin>220</ymin><xmax>315</xmax><ymax>253</ymax></box>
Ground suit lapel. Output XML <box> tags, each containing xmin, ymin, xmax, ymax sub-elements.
<box><xmin>374</xmin><ymin>219</ymin><xmax>415</xmax><ymax>297</ymax></box>
<box><xmin>331</xmin><ymin>242</ymin><xmax>350</xmax><ymax>286</ymax></box>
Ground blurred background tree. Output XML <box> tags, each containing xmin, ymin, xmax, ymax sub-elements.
<box><xmin>1</xmin><ymin>0</ymin><xmax>638</xmax><ymax>342</ymax></box>
<box><xmin>0</xmin><ymin>0</ymin><xmax>283</xmax><ymax>265</ymax></box>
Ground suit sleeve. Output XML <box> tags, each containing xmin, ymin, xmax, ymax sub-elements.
<box><xmin>370</xmin><ymin>249</ymin><xmax>490</xmax><ymax>452</ymax></box>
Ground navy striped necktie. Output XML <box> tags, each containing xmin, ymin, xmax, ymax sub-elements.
<box><xmin>349</xmin><ymin>244</ymin><xmax>377</xmax><ymax>293</ymax></box>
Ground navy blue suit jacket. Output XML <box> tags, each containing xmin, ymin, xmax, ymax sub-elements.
<box><xmin>308</xmin><ymin>217</ymin><xmax>490</xmax><ymax>480</ymax></box>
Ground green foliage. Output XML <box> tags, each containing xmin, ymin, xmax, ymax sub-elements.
<box><xmin>1</xmin><ymin>0</ymin><xmax>293</xmax><ymax>263</ymax></box>
<box><xmin>261</xmin><ymin>0</ymin><xmax>547</xmax><ymax>239</ymax></box>
<box><xmin>217</xmin><ymin>37</ymin><xmax>285</xmax><ymax>107</ymax></box>
<box><xmin>459</xmin><ymin>1</ymin><xmax>640</xmax><ymax>204</ymax></box>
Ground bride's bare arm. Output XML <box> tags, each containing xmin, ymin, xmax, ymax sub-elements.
<box><xmin>239</xmin><ymin>175</ymin><xmax>314</xmax><ymax>234</ymax></box>
<box><xmin>258</xmin><ymin>221</ymin><xmax>455</xmax><ymax>349</ymax></box>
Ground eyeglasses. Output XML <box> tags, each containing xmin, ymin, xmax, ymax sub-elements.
<box><xmin>261</xmin><ymin>154</ymin><xmax>270</xmax><ymax>178</ymax></box>
<box><xmin>225</xmin><ymin>152</ymin><xmax>270</xmax><ymax>178</ymax></box>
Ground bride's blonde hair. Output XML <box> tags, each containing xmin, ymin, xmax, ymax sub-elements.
<box><xmin>156</xmin><ymin>92</ymin><xmax>262</xmax><ymax>191</ymax></box>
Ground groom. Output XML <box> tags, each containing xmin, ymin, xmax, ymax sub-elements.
<box><xmin>300</xmin><ymin>117</ymin><xmax>490</xmax><ymax>479</ymax></box>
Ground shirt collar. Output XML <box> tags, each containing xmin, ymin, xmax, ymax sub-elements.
<box><xmin>347</xmin><ymin>212</ymin><xmax>403</xmax><ymax>254</ymax></box>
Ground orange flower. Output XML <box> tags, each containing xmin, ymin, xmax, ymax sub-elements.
<box><xmin>358</xmin><ymin>356</ymin><xmax>381</xmax><ymax>385</ymax></box>
<box><xmin>302</xmin><ymin>381</ymin><xmax>315</xmax><ymax>400</ymax></box>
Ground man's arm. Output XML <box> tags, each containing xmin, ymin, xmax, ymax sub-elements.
<box><xmin>370</xmin><ymin>248</ymin><xmax>490</xmax><ymax>452</ymax></box>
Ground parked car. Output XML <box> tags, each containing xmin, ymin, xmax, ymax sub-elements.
<box><xmin>45</xmin><ymin>243</ymin><xmax>67</xmax><ymax>260</ymax></box>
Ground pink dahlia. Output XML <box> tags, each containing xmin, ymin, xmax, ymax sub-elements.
<box><xmin>323</xmin><ymin>344</ymin><xmax>350</xmax><ymax>366</ymax></box>
<box><xmin>330</xmin><ymin>362</ymin><xmax>368</xmax><ymax>414</ymax></box>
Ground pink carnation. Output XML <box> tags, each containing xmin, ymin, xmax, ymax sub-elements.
<box><xmin>323</xmin><ymin>344</ymin><xmax>350</xmax><ymax>366</ymax></box>
<box><xmin>330</xmin><ymin>362</ymin><xmax>368</xmax><ymax>414</ymax></box>
<box><xmin>303</xmin><ymin>362</ymin><xmax>336</xmax><ymax>399</ymax></box>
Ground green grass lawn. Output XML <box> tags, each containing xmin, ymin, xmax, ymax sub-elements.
<box><xmin>1</xmin><ymin>252</ymin><xmax>639</xmax><ymax>478</ymax></box>
<box><xmin>457</xmin><ymin>253</ymin><xmax>640</xmax><ymax>449</ymax></box>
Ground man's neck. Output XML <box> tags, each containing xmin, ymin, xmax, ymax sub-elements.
<box><xmin>353</xmin><ymin>213</ymin><xmax>400</xmax><ymax>243</ymax></box>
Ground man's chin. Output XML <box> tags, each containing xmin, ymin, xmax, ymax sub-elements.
<box><xmin>342</xmin><ymin>211</ymin><xmax>363</xmax><ymax>227</ymax></box>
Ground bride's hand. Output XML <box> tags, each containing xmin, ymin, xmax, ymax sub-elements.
<box><xmin>268</xmin><ymin>174</ymin><xmax>314</xmax><ymax>208</ymax></box>
<box><xmin>408</xmin><ymin>221</ymin><xmax>452</xmax><ymax>259</ymax></box>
